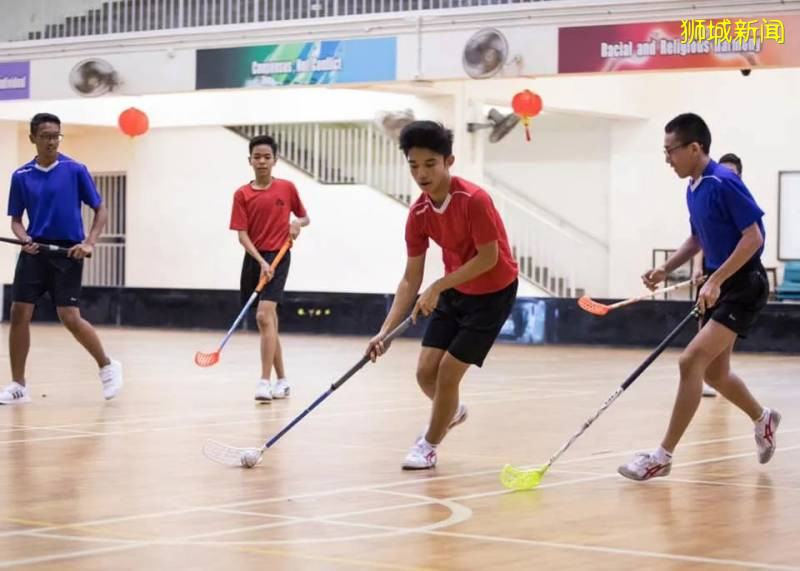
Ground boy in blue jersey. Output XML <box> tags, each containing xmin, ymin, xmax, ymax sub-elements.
<box><xmin>0</xmin><ymin>113</ymin><xmax>122</xmax><ymax>405</ymax></box>
<box><xmin>619</xmin><ymin>113</ymin><xmax>779</xmax><ymax>481</ymax></box>
<box><xmin>694</xmin><ymin>152</ymin><xmax>744</xmax><ymax>398</ymax></box>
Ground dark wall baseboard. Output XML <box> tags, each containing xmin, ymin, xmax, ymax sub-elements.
<box><xmin>3</xmin><ymin>286</ymin><xmax>799</xmax><ymax>353</ymax></box>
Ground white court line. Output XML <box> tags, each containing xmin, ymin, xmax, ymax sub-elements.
<box><xmin>0</xmin><ymin>390</ymin><xmax>598</xmax><ymax>445</ymax></box>
<box><xmin>2</xmin><ymin>447</ymin><xmax>799</xmax><ymax>569</ymax></box>
<box><xmin>0</xmin><ymin>382</ymin><xmax>589</xmax><ymax>434</ymax></box>
<box><xmin>448</xmin><ymin>444</ymin><xmax>800</xmax><ymax>503</ymax></box>
<box><xmin>1</xmin><ymin>429</ymin><xmax>796</xmax><ymax>542</ymax></box>
<box><xmin>0</xmin><ymin>385</ymin><xmax>587</xmax><ymax>436</ymax></box>
<box><xmin>9</xmin><ymin>488</ymin><xmax>473</xmax><ymax>568</ymax></box>
<box><xmin>651</xmin><ymin>477</ymin><xmax>800</xmax><ymax>493</ymax></box>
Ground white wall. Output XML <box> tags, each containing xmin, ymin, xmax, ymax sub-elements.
<box><xmin>0</xmin><ymin>121</ymin><xmax>22</xmax><ymax>286</ymax></box>
<box><xmin>0</xmin><ymin>118</ymin><xmax>548</xmax><ymax>296</ymax></box>
<box><xmin>484</xmin><ymin>112</ymin><xmax>612</xmax><ymax>245</ymax></box>
<box><xmin>15</xmin><ymin>123</ymin><xmax>446</xmax><ymax>293</ymax></box>
<box><xmin>0</xmin><ymin>88</ymin><xmax>444</xmax><ymax>129</ymax></box>
<box><xmin>464</xmin><ymin>69</ymin><xmax>800</xmax><ymax>296</ymax></box>
<box><xmin>602</xmin><ymin>68</ymin><xmax>800</xmax><ymax>295</ymax></box>
<box><xmin>3</xmin><ymin>67</ymin><xmax>798</xmax><ymax>299</ymax></box>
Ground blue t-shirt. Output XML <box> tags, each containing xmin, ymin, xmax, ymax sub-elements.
<box><xmin>686</xmin><ymin>159</ymin><xmax>764</xmax><ymax>271</ymax></box>
<box><xmin>7</xmin><ymin>153</ymin><xmax>102</xmax><ymax>243</ymax></box>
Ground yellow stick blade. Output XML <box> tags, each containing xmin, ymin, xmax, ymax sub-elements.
<box><xmin>500</xmin><ymin>463</ymin><xmax>547</xmax><ymax>491</ymax></box>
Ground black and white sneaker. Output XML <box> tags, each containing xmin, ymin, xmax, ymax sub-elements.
<box><xmin>0</xmin><ymin>382</ymin><xmax>31</xmax><ymax>405</ymax></box>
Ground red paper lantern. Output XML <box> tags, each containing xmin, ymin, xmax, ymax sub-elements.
<box><xmin>511</xmin><ymin>90</ymin><xmax>542</xmax><ymax>141</ymax></box>
<box><xmin>118</xmin><ymin>107</ymin><xmax>149</xmax><ymax>138</ymax></box>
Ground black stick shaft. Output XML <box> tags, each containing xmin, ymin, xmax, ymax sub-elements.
<box><xmin>621</xmin><ymin>308</ymin><xmax>699</xmax><ymax>391</ymax></box>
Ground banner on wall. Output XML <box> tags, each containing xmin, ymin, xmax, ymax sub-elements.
<box><xmin>559</xmin><ymin>16</ymin><xmax>800</xmax><ymax>73</ymax></box>
<box><xmin>196</xmin><ymin>37</ymin><xmax>396</xmax><ymax>89</ymax></box>
<box><xmin>0</xmin><ymin>61</ymin><xmax>30</xmax><ymax>100</ymax></box>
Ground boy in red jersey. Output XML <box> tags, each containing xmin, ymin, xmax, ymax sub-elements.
<box><xmin>366</xmin><ymin>121</ymin><xmax>518</xmax><ymax>470</ymax></box>
<box><xmin>230</xmin><ymin>135</ymin><xmax>309</xmax><ymax>402</ymax></box>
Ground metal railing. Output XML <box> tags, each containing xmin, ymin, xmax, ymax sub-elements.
<box><xmin>16</xmin><ymin>0</ymin><xmax>559</xmax><ymax>41</ymax></box>
<box><xmin>232</xmin><ymin>123</ymin><xmax>414</xmax><ymax>204</ymax></box>
<box><xmin>81</xmin><ymin>172</ymin><xmax>126</xmax><ymax>287</ymax></box>
<box><xmin>485</xmin><ymin>171</ymin><xmax>608</xmax><ymax>295</ymax></box>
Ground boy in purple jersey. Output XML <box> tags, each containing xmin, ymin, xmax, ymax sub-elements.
<box><xmin>1</xmin><ymin>113</ymin><xmax>122</xmax><ymax>405</ymax></box>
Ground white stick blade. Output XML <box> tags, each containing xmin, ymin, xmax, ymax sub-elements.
<box><xmin>203</xmin><ymin>439</ymin><xmax>250</xmax><ymax>466</ymax></box>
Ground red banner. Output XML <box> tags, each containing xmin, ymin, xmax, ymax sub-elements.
<box><xmin>559</xmin><ymin>16</ymin><xmax>800</xmax><ymax>74</ymax></box>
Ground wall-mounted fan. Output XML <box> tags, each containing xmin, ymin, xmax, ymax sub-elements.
<box><xmin>466</xmin><ymin>108</ymin><xmax>520</xmax><ymax>143</ymax></box>
<box><xmin>463</xmin><ymin>28</ymin><xmax>512</xmax><ymax>79</ymax></box>
<box><xmin>376</xmin><ymin>109</ymin><xmax>415</xmax><ymax>141</ymax></box>
<box><xmin>69</xmin><ymin>58</ymin><xmax>119</xmax><ymax>97</ymax></box>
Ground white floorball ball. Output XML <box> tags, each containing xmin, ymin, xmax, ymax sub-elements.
<box><xmin>240</xmin><ymin>449</ymin><xmax>261</xmax><ymax>468</ymax></box>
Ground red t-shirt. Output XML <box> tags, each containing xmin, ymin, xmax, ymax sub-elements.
<box><xmin>405</xmin><ymin>176</ymin><xmax>518</xmax><ymax>295</ymax></box>
<box><xmin>229</xmin><ymin>178</ymin><xmax>307</xmax><ymax>251</ymax></box>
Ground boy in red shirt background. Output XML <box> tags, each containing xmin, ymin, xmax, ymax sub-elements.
<box><xmin>230</xmin><ymin>135</ymin><xmax>310</xmax><ymax>402</ymax></box>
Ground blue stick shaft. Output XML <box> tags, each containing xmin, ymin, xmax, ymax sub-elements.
<box><xmin>217</xmin><ymin>291</ymin><xmax>258</xmax><ymax>351</ymax></box>
<box><xmin>266</xmin><ymin>389</ymin><xmax>332</xmax><ymax>449</ymax></box>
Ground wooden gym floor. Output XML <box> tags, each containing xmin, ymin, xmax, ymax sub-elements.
<box><xmin>0</xmin><ymin>324</ymin><xmax>798</xmax><ymax>570</ymax></box>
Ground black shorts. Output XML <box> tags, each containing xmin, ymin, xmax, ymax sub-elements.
<box><xmin>12</xmin><ymin>241</ymin><xmax>83</xmax><ymax>307</ymax></box>
<box><xmin>240</xmin><ymin>249</ymin><xmax>291</xmax><ymax>305</ymax></box>
<box><xmin>701</xmin><ymin>260</ymin><xmax>768</xmax><ymax>338</ymax></box>
<box><xmin>422</xmin><ymin>279</ymin><xmax>518</xmax><ymax>367</ymax></box>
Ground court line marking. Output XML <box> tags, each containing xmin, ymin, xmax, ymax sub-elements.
<box><xmin>15</xmin><ymin>475</ymin><xmax>799</xmax><ymax>571</ymax></box>
<box><xmin>2</xmin><ymin>447</ymin><xmax>798</xmax><ymax>569</ymax></box>
<box><xmin>1</xmin><ymin>430</ymin><xmax>796</xmax><ymax>542</ymax></box>
<box><xmin>7</xmin><ymin>490</ymin><xmax>469</xmax><ymax>570</ymax></box>
<box><xmin>0</xmin><ymin>391</ymin><xmax>599</xmax><ymax>445</ymax></box>
<box><xmin>0</xmin><ymin>383</ymin><xmax>591</xmax><ymax>434</ymax></box>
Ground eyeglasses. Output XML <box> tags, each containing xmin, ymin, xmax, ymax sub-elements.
<box><xmin>663</xmin><ymin>141</ymin><xmax>691</xmax><ymax>156</ymax></box>
<box><xmin>35</xmin><ymin>133</ymin><xmax>64</xmax><ymax>142</ymax></box>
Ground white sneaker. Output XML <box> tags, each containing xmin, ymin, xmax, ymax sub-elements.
<box><xmin>618</xmin><ymin>451</ymin><xmax>672</xmax><ymax>481</ymax></box>
<box><xmin>0</xmin><ymin>382</ymin><xmax>31</xmax><ymax>405</ymax></box>
<box><xmin>402</xmin><ymin>438</ymin><xmax>437</xmax><ymax>470</ymax></box>
<box><xmin>702</xmin><ymin>384</ymin><xmax>717</xmax><ymax>397</ymax></box>
<box><xmin>755</xmin><ymin>408</ymin><xmax>781</xmax><ymax>464</ymax></box>
<box><xmin>254</xmin><ymin>379</ymin><xmax>272</xmax><ymax>403</ymax></box>
<box><xmin>272</xmin><ymin>378</ymin><xmax>290</xmax><ymax>399</ymax></box>
<box><xmin>99</xmin><ymin>360</ymin><xmax>123</xmax><ymax>400</ymax></box>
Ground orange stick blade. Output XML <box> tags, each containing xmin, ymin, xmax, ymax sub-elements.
<box><xmin>577</xmin><ymin>296</ymin><xmax>611</xmax><ymax>316</ymax></box>
<box><xmin>195</xmin><ymin>351</ymin><xmax>220</xmax><ymax>367</ymax></box>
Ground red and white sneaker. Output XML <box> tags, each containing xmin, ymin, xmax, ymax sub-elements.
<box><xmin>618</xmin><ymin>451</ymin><xmax>672</xmax><ymax>481</ymax></box>
<box><xmin>755</xmin><ymin>408</ymin><xmax>781</xmax><ymax>464</ymax></box>
<box><xmin>402</xmin><ymin>438</ymin><xmax>437</xmax><ymax>470</ymax></box>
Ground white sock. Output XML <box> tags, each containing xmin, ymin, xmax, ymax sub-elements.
<box><xmin>756</xmin><ymin>408</ymin><xmax>770</xmax><ymax>425</ymax></box>
<box><xmin>654</xmin><ymin>446</ymin><xmax>672</xmax><ymax>463</ymax></box>
<box><xmin>421</xmin><ymin>437</ymin><xmax>437</xmax><ymax>449</ymax></box>
<box><xmin>276</xmin><ymin>377</ymin><xmax>287</xmax><ymax>384</ymax></box>
<box><xmin>259</xmin><ymin>378</ymin><xmax>270</xmax><ymax>385</ymax></box>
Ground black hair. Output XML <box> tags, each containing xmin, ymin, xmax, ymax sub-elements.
<box><xmin>719</xmin><ymin>152</ymin><xmax>742</xmax><ymax>175</ymax></box>
<box><xmin>664</xmin><ymin>113</ymin><xmax>711</xmax><ymax>155</ymax></box>
<box><xmin>249</xmin><ymin>134</ymin><xmax>278</xmax><ymax>155</ymax></box>
<box><xmin>30</xmin><ymin>113</ymin><xmax>61</xmax><ymax>135</ymax></box>
<box><xmin>398</xmin><ymin>121</ymin><xmax>453</xmax><ymax>157</ymax></box>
